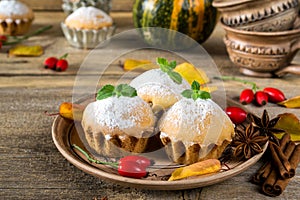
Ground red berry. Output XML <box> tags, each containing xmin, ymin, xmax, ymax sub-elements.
<box><xmin>240</xmin><ymin>89</ymin><xmax>254</xmax><ymax>105</ymax></box>
<box><xmin>119</xmin><ymin>156</ymin><xmax>153</xmax><ymax>168</ymax></box>
<box><xmin>56</xmin><ymin>59</ymin><xmax>68</xmax><ymax>71</ymax></box>
<box><xmin>263</xmin><ymin>87</ymin><xmax>285</xmax><ymax>103</ymax></box>
<box><xmin>0</xmin><ymin>35</ymin><xmax>7</xmax><ymax>42</ymax></box>
<box><xmin>255</xmin><ymin>91</ymin><xmax>268</xmax><ymax>106</ymax></box>
<box><xmin>118</xmin><ymin>160</ymin><xmax>147</xmax><ymax>179</ymax></box>
<box><xmin>44</xmin><ymin>57</ymin><xmax>58</xmax><ymax>69</ymax></box>
<box><xmin>225</xmin><ymin>106</ymin><xmax>247</xmax><ymax>124</ymax></box>
<box><xmin>0</xmin><ymin>41</ymin><xmax>2</xmax><ymax>49</ymax></box>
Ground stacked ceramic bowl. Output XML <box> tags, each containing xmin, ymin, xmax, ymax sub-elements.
<box><xmin>213</xmin><ymin>0</ymin><xmax>300</xmax><ymax>77</ymax></box>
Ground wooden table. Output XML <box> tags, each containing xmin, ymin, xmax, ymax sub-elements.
<box><xmin>1</xmin><ymin>11</ymin><xmax>299</xmax><ymax>200</ymax></box>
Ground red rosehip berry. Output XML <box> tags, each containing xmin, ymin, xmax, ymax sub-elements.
<box><xmin>117</xmin><ymin>160</ymin><xmax>147</xmax><ymax>179</ymax></box>
<box><xmin>0</xmin><ymin>41</ymin><xmax>2</xmax><ymax>49</ymax></box>
<box><xmin>0</xmin><ymin>35</ymin><xmax>7</xmax><ymax>42</ymax></box>
<box><xmin>255</xmin><ymin>91</ymin><xmax>268</xmax><ymax>106</ymax></box>
<box><xmin>263</xmin><ymin>87</ymin><xmax>285</xmax><ymax>103</ymax></box>
<box><xmin>240</xmin><ymin>89</ymin><xmax>254</xmax><ymax>105</ymax></box>
<box><xmin>44</xmin><ymin>57</ymin><xmax>58</xmax><ymax>70</ymax></box>
<box><xmin>56</xmin><ymin>59</ymin><xmax>68</xmax><ymax>71</ymax></box>
<box><xmin>225</xmin><ymin>106</ymin><xmax>247</xmax><ymax>124</ymax></box>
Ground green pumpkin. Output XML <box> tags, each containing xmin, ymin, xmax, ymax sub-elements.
<box><xmin>133</xmin><ymin>0</ymin><xmax>217</xmax><ymax>44</ymax></box>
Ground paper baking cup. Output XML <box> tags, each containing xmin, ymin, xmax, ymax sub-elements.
<box><xmin>61</xmin><ymin>22</ymin><xmax>115</xmax><ymax>49</ymax></box>
<box><xmin>0</xmin><ymin>18</ymin><xmax>33</xmax><ymax>36</ymax></box>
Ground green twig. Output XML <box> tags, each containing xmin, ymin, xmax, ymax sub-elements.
<box><xmin>215</xmin><ymin>76</ymin><xmax>259</xmax><ymax>91</ymax></box>
<box><xmin>59</xmin><ymin>53</ymin><xmax>68</xmax><ymax>59</ymax></box>
<box><xmin>3</xmin><ymin>25</ymin><xmax>53</xmax><ymax>46</ymax></box>
<box><xmin>72</xmin><ymin>144</ymin><xmax>118</xmax><ymax>168</ymax></box>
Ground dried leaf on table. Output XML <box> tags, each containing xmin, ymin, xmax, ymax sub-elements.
<box><xmin>174</xmin><ymin>62</ymin><xmax>210</xmax><ymax>85</ymax></box>
<box><xmin>9</xmin><ymin>45</ymin><xmax>43</xmax><ymax>57</ymax></box>
<box><xmin>274</xmin><ymin>113</ymin><xmax>300</xmax><ymax>142</ymax></box>
<box><xmin>278</xmin><ymin>96</ymin><xmax>300</xmax><ymax>108</ymax></box>
<box><xmin>59</xmin><ymin>102</ymin><xmax>85</xmax><ymax>121</ymax></box>
<box><xmin>168</xmin><ymin>159</ymin><xmax>221</xmax><ymax>181</ymax></box>
<box><xmin>122</xmin><ymin>59</ymin><xmax>154</xmax><ymax>71</ymax></box>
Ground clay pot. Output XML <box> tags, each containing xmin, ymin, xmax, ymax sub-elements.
<box><xmin>222</xmin><ymin>22</ymin><xmax>300</xmax><ymax>77</ymax></box>
<box><xmin>213</xmin><ymin>0</ymin><xmax>299</xmax><ymax>32</ymax></box>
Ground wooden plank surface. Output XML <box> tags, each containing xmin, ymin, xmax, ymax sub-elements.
<box><xmin>20</xmin><ymin>0</ymin><xmax>134</xmax><ymax>11</ymax></box>
<box><xmin>0</xmin><ymin>11</ymin><xmax>300</xmax><ymax>200</ymax></box>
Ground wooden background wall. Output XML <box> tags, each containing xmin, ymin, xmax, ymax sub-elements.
<box><xmin>20</xmin><ymin>0</ymin><xmax>134</xmax><ymax>11</ymax></box>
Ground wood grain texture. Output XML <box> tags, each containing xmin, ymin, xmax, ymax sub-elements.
<box><xmin>20</xmin><ymin>0</ymin><xmax>134</xmax><ymax>11</ymax></box>
<box><xmin>0</xmin><ymin>11</ymin><xmax>299</xmax><ymax>200</ymax></box>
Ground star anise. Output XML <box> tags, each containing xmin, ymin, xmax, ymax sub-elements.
<box><xmin>232</xmin><ymin>123</ymin><xmax>269</xmax><ymax>160</ymax></box>
<box><xmin>248</xmin><ymin>109</ymin><xmax>284</xmax><ymax>145</ymax></box>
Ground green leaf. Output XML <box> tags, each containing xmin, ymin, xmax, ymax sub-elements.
<box><xmin>181</xmin><ymin>90</ymin><xmax>193</xmax><ymax>98</ymax></box>
<box><xmin>199</xmin><ymin>91</ymin><xmax>211</xmax><ymax>100</ymax></box>
<box><xmin>113</xmin><ymin>84</ymin><xmax>123</xmax><ymax>97</ymax></box>
<box><xmin>191</xmin><ymin>81</ymin><xmax>201</xmax><ymax>90</ymax></box>
<box><xmin>168</xmin><ymin>71</ymin><xmax>182</xmax><ymax>84</ymax></box>
<box><xmin>157</xmin><ymin>57</ymin><xmax>167</xmax><ymax>66</ymax></box>
<box><xmin>113</xmin><ymin>84</ymin><xmax>137</xmax><ymax>98</ymax></box>
<box><xmin>169</xmin><ymin>60</ymin><xmax>177</xmax><ymax>69</ymax></box>
<box><xmin>157</xmin><ymin>57</ymin><xmax>183</xmax><ymax>84</ymax></box>
<box><xmin>119</xmin><ymin>84</ymin><xmax>137</xmax><ymax>97</ymax></box>
<box><xmin>96</xmin><ymin>84</ymin><xmax>137</xmax><ymax>100</ymax></box>
<box><xmin>191</xmin><ymin>93</ymin><xmax>198</xmax><ymax>100</ymax></box>
<box><xmin>160</xmin><ymin>64</ymin><xmax>170</xmax><ymax>72</ymax></box>
<box><xmin>96</xmin><ymin>85</ymin><xmax>115</xmax><ymax>100</ymax></box>
<box><xmin>181</xmin><ymin>82</ymin><xmax>211</xmax><ymax>101</ymax></box>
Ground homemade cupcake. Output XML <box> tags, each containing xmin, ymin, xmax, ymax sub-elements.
<box><xmin>130</xmin><ymin>68</ymin><xmax>190</xmax><ymax>111</ymax></box>
<box><xmin>0</xmin><ymin>0</ymin><xmax>34</xmax><ymax>35</ymax></box>
<box><xmin>61</xmin><ymin>6</ymin><xmax>115</xmax><ymax>49</ymax></box>
<box><xmin>159</xmin><ymin>85</ymin><xmax>235</xmax><ymax>165</ymax></box>
<box><xmin>81</xmin><ymin>84</ymin><xmax>161</xmax><ymax>158</ymax></box>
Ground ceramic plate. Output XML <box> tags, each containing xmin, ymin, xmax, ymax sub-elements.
<box><xmin>52</xmin><ymin>98</ymin><xmax>268</xmax><ymax>190</ymax></box>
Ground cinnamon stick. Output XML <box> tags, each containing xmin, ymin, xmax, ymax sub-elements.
<box><xmin>288</xmin><ymin>144</ymin><xmax>300</xmax><ymax>177</ymax></box>
<box><xmin>269</xmin><ymin>142</ymin><xmax>291</xmax><ymax>179</ymax></box>
<box><xmin>269</xmin><ymin>143</ymin><xmax>299</xmax><ymax>197</ymax></box>
<box><xmin>252</xmin><ymin>133</ymin><xmax>290</xmax><ymax>183</ymax></box>
<box><xmin>252</xmin><ymin>161</ymin><xmax>271</xmax><ymax>184</ymax></box>
<box><xmin>279</xmin><ymin>133</ymin><xmax>292</xmax><ymax>150</ymax></box>
<box><xmin>262</xmin><ymin>169</ymin><xmax>278</xmax><ymax>197</ymax></box>
<box><xmin>262</xmin><ymin>142</ymin><xmax>299</xmax><ymax>197</ymax></box>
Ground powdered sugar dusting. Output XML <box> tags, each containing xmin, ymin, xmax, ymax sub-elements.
<box><xmin>0</xmin><ymin>0</ymin><xmax>31</xmax><ymax>17</ymax></box>
<box><xmin>65</xmin><ymin>6</ymin><xmax>112</xmax><ymax>28</ymax></box>
<box><xmin>159</xmin><ymin>98</ymin><xmax>234</xmax><ymax>156</ymax></box>
<box><xmin>130</xmin><ymin>69</ymin><xmax>190</xmax><ymax>95</ymax></box>
<box><xmin>82</xmin><ymin>96</ymin><xmax>154</xmax><ymax>138</ymax></box>
<box><xmin>160</xmin><ymin>98</ymin><xmax>213</xmax><ymax>141</ymax></box>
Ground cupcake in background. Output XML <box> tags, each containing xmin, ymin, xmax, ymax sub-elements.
<box><xmin>61</xmin><ymin>6</ymin><xmax>115</xmax><ymax>49</ymax></box>
<box><xmin>0</xmin><ymin>0</ymin><xmax>34</xmax><ymax>35</ymax></box>
<box><xmin>62</xmin><ymin>0</ymin><xmax>111</xmax><ymax>15</ymax></box>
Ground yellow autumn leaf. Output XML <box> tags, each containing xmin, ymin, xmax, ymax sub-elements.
<box><xmin>122</xmin><ymin>59</ymin><xmax>153</xmax><ymax>71</ymax></box>
<box><xmin>174</xmin><ymin>62</ymin><xmax>210</xmax><ymax>85</ymax></box>
<box><xmin>278</xmin><ymin>96</ymin><xmax>300</xmax><ymax>108</ymax></box>
<box><xmin>201</xmin><ymin>86</ymin><xmax>218</xmax><ymax>93</ymax></box>
<box><xmin>274</xmin><ymin>113</ymin><xmax>300</xmax><ymax>142</ymax></box>
<box><xmin>9</xmin><ymin>45</ymin><xmax>44</xmax><ymax>57</ymax></box>
<box><xmin>168</xmin><ymin>159</ymin><xmax>221</xmax><ymax>181</ymax></box>
<box><xmin>59</xmin><ymin>102</ymin><xmax>85</xmax><ymax>121</ymax></box>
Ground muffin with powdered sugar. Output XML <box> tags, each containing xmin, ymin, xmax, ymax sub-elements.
<box><xmin>81</xmin><ymin>84</ymin><xmax>162</xmax><ymax>158</ymax></box>
<box><xmin>61</xmin><ymin>6</ymin><xmax>115</xmax><ymax>49</ymax></box>
<box><xmin>159</xmin><ymin>81</ymin><xmax>235</xmax><ymax>165</ymax></box>
<box><xmin>0</xmin><ymin>0</ymin><xmax>34</xmax><ymax>35</ymax></box>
